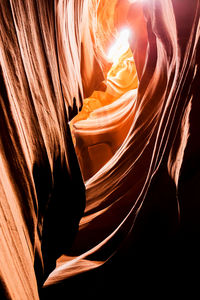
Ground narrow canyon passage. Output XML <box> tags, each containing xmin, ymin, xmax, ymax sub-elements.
<box><xmin>71</xmin><ymin>29</ymin><xmax>138</xmax><ymax>180</ymax></box>
<box><xmin>0</xmin><ymin>0</ymin><xmax>200</xmax><ymax>299</ymax></box>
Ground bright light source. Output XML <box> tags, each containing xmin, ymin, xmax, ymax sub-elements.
<box><xmin>107</xmin><ymin>28</ymin><xmax>131</xmax><ymax>65</ymax></box>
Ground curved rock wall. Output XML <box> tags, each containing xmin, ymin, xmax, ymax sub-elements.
<box><xmin>45</xmin><ymin>0</ymin><xmax>200</xmax><ymax>285</ymax></box>
<box><xmin>0</xmin><ymin>0</ymin><xmax>200</xmax><ymax>298</ymax></box>
<box><xmin>0</xmin><ymin>0</ymin><xmax>93</xmax><ymax>298</ymax></box>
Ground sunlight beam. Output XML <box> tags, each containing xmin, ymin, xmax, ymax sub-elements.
<box><xmin>107</xmin><ymin>28</ymin><xmax>131</xmax><ymax>65</ymax></box>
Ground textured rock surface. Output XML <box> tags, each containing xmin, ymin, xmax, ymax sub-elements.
<box><xmin>0</xmin><ymin>0</ymin><xmax>200</xmax><ymax>298</ymax></box>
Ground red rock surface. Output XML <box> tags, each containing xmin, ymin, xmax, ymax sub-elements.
<box><xmin>0</xmin><ymin>0</ymin><xmax>200</xmax><ymax>298</ymax></box>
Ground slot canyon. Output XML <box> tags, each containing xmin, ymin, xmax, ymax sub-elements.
<box><xmin>0</xmin><ymin>0</ymin><xmax>200</xmax><ymax>298</ymax></box>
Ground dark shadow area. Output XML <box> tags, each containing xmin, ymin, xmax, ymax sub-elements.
<box><xmin>41</xmin><ymin>162</ymin><xmax>200</xmax><ymax>299</ymax></box>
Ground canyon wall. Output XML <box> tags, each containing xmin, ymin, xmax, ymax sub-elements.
<box><xmin>45</xmin><ymin>0</ymin><xmax>200</xmax><ymax>290</ymax></box>
<box><xmin>0</xmin><ymin>0</ymin><xmax>200</xmax><ymax>298</ymax></box>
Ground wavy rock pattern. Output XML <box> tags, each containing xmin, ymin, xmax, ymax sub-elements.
<box><xmin>0</xmin><ymin>0</ymin><xmax>200</xmax><ymax>298</ymax></box>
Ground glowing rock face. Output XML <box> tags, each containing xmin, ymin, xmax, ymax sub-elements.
<box><xmin>71</xmin><ymin>43</ymin><xmax>138</xmax><ymax>179</ymax></box>
<box><xmin>0</xmin><ymin>0</ymin><xmax>200</xmax><ymax>298</ymax></box>
<box><xmin>46</xmin><ymin>0</ymin><xmax>200</xmax><ymax>287</ymax></box>
<box><xmin>72</xmin><ymin>48</ymin><xmax>137</xmax><ymax>122</ymax></box>
<box><xmin>107</xmin><ymin>48</ymin><xmax>138</xmax><ymax>97</ymax></box>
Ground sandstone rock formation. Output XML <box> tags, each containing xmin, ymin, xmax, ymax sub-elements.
<box><xmin>0</xmin><ymin>0</ymin><xmax>200</xmax><ymax>299</ymax></box>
